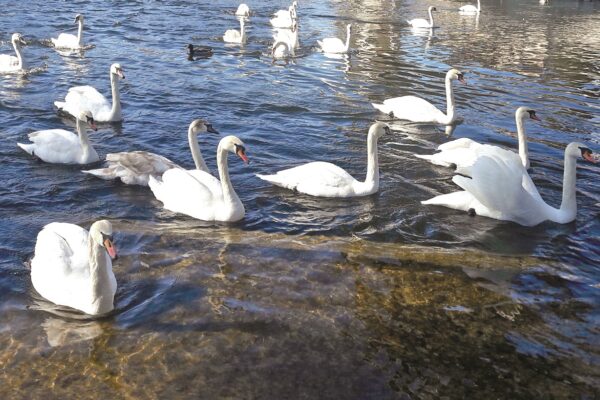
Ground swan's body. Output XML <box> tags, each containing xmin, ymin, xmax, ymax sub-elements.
<box><xmin>407</xmin><ymin>6</ymin><xmax>436</xmax><ymax>28</ymax></box>
<box><xmin>55</xmin><ymin>63</ymin><xmax>125</xmax><ymax>122</ymax></box>
<box><xmin>83</xmin><ymin>119</ymin><xmax>219</xmax><ymax>186</ymax></box>
<box><xmin>459</xmin><ymin>0</ymin><xmax>481</xmax><ymax>14</ymax></box>
<box><xmin>270</xmin><ymin>6</ymin><xmax>297</xmax><ymax>29</ymax></box>
<box><xmin>318</xmin><ymin>24</ymin><xmax>352</xmax><ymax>54</ymax></box>
<box><xmin>257</xmin><ymin>122</ymin><xmax>390</xmax><ymax>198</ymax></box>
<box><xmin>18</xmin><ymin>110</ymin><xmax>99</xmax><ymax>165</ymax></box>
<box><xmin>235</xmin><ymin>3</ymin><xmax>250</xmax><ymax>17</ymax></box>
<box><xmin>149</xmin><ymin>135</ymin><xmax>249</xmax><ymax>222</ymax></box>
<box><xmin>422</xmin><ymin>143</ymin><xmax>597</xmax><ymax>226</ymax></box>
<box><xmin>272</xmin><ymin>40</ymin><xmax>293</xmax><ymax>59</ymax></box>
<box><xmin>223</xmin><ymin>18</ymin><xmax>246</xmax><ymax>44</ymax></box>
<box><xmin>372</xmin><ymin>68</ymin><xmax>465</xmax><ymax>125</ymax></box>
<box><xmin>187</xmin><ymin>44</ymin><xmax>213</xmax><ymax>60</ymax></box>
<box><xmin>415</xmin><ymin>107</ymin><xmax>540</xmax><ymax>175</ymax></box>
<box><xmin>273</xmin><ymin>1</ymin><xmax>297</xmax><ymax>19</ymax></box>
<box><xmin>51</xmin><ymin>14</ymin><xmax>85</xmax><ymax>49</ymax></box>
<box><xmin>274</xmin><ymin>21</ymin><xmax>299</xmax><ymax>49</ymax></box>
<box><xmin>0</xmin><ymin>33</ymin><xmax>26</xmax><ymax>73</ymax></box>
<box><xmin>31</xmin><ymin>220</ymin><xmax>118</xmax><ymax>316</ymax></box>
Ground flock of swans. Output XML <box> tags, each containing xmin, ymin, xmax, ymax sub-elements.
<box><xmin>0</xmin><ymin>1</ymin><xmax>595</xmax><ymax>316</ymax></box>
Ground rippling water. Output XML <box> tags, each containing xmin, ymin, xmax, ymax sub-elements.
<box><xmin>1</xmin><ymin>0</ymin><xmax>599</xmax><ymax>398</ymax></box>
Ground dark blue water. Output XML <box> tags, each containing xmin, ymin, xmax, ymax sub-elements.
<box><xmin>1</xmin><ymin>0</ymin><xmax>599</xmax><ymax>397</ymax></box>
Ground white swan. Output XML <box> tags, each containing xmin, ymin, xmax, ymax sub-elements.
<box><xmin>17</xmin><ymin>110</ymin><xmax>99</xmax><ymax>165</ymax></box>
<box><xmin>235</xmin><ymin>3</ymin><xmax>250</xmax><ymax>17</ymax></box>
<box><xmin>82</xmin><ymin>119</ymin><xmax>219</xmax><ymax>186</ymax></box>
<box><xmin>459</xmin><ymin>0</ymin><xmax>481</xmax><ymax>14</ymax></box>
<box><xmin>51</xmin><ymin>14</ymin><xmax>85</xmax><ymax>49</ymax></box>
<box><xmin>223</xmin><ymin>17</ymin><xmax>246</xmax><ymax>44</ymax></box>
<box><xmin>318</xmin><ymin>24</ymin><xmax>352</xmax><ymax>54</ymax></box>
<box><xmin>270</xmin><ymin>5</ymin><xmax>297</xmax><ymax>29</ymax></box>
<box><xmin>372</xmin><ymin>68</ymin><xmax>465</xmax><ymax>125</ymax></box>
<box><xmin>55</xmin><ymin>63</ymin><xmax>125</xmax><ymax>122</ymax></box>
<box><xmin>407</xmin><ymin>6</ymin><xmax>437</xmax><ymax>28</ymax></box>
<box><xmin>415</xmin><ymin>106</ymin><xmax>540</xmax><ymax>175</ymax></box>
<box><xmin>31</xmin><ymin>220</ymin><xmax>118</xmax><ymax>316</ymax></box>
<box><xmin>149</xmin><ymin>135</ymin><xmax>249</xmax><ymax>222</ymax></box>
<box><xmin>273</xmin><ymin>20</ymin><xmax>299</xmax><ymax>50</ymax></box>
<box><xmin>273</xmin><ymin>1</ymin><xmax>298</xmax><ymax>19</ymax></box>
<box><xmin>272</xmin><ymin>40</ymin><xmax>293</xmax><ymax>60</ymax></box>
<box><xmin>0</xmin><ymin>33</ymin><xmax>26</xmax><ymax>73</ymax></box>
<box><xmin>257</xmin><ymin>122</ymin><xmax>390</xmax><ymax>197</ymax></box>
<box><xmin>422</xmin><ymin>142</ymin><xmax>598</xmax><ymax>226</ymax></box>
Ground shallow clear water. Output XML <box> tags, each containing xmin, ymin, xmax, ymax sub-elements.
<box><xmin>1</xmin><ymin>0</ymin><xmax>599</xmax><ymax>398</ymax></box>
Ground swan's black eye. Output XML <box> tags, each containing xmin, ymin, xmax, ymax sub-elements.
<box><xmin>101</xmin><ymin>233</ymin><xmax>113</xmax><ymax>243</ymax></box>
<box><xmin>580</xmin><ymin>147</ymin><xmax>592</xmax><ymax>156</ymax></box>
<box><xmin>384</xmin><ymin>126</ymin><xmax>391</xmax><ymax>135</ymax></box>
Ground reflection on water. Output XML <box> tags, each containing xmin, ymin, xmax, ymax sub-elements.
<box><xmin>0</xmin><ymin>0</ymin><xmax>599</xmax><ymax>397</ymax></box>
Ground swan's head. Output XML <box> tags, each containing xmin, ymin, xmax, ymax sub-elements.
<box><xmin>429</xmin><ymin>6</ymin><xmax>437</xmax><ymax>12</ymax></box>
<box><xmin>516</xmin><ymin>106</ymin><xmax>541</xmax><ymax>122</ymax></box>
<box><xmin>90</xmin><ymin>220</ymin><xmax>118</xmax><ymax>260</ymax></box>
<box><xmin>189</xmin><ymin>119</ymin><xmax>219</xmax><ymax>135</ymax></box>
<box><xmin>11</xmin><ymin>33</ymin><xmax>26</xmax><ymax>46</ymax></box>
<box><xmin>77</xmin><ymin>110</ymin><xmax>97</xmax><ymax>131</ymax></box>
<box><xmin>368</xmin><ymin>121</ymin><xmax>391</xmax><ymax>139</ymax></box>
<box><xmin>447</xmin><ymin>68</ymin><xmax>466</xmax><ymax>83</ymax></box>
<box><xmin>74</xmin><ymin>14</ymin><xmax>84</xmax><ymax>23</ymax></box>
<box><xmin>220</xmin><ymin>135</ymin><xmax>249</xmax><ymax>164</ymax></box>
<box><xmin>292</xmin><ymin>1</ymin><xmax>298</xmax><ymax>9</ymax></box>
<box><xmin>110</xmin><ymin>63</ymin><xmax>125</xmax><ymax>80</ymax></box>
<box><xmin>567</xmin><ymin>142</ymin><xmax>598</xmax><ymax>163</ymax></box>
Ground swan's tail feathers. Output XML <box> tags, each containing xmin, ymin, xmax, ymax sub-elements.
<box><xmin>421</xmin><ymin>190</ymin><xmax>472</xmax><ymax>211</ymax></box>
<box><xmin>437</xmin><ymin>138</ymin><xmax>477</xmax><ymax>152</ymax></box>
<box><xmin>82</xmin><ymin>168</ymin><xmax>115</xmax><ymax>180</ymax></box>
<box><xmin>317</xmin><ymin>40</ymin><xmax>323</xmax><ymax>49</ymax></box>
<box><xmin>54</xmin><ymin>101</ymin><xmax>66</xmax><ymax>110</ymax></box>
<box><xmin>17</xmin><ymin>142</ymin><xmax>35</xmax><ymax>156</ymax></box>
<box><xmin>372</xmin><ymin>103</ymin><xmax>393</xmax><ymax>115</ymax></box>
<box><xmin>413</xmin><ymin>153</ymin><xmax>453</xmax><ymax>167</ymax></box>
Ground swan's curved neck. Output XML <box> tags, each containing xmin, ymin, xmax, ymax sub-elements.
<box><xmin>444</xmin><ymin>75</ymin><xmax>456</xmax><ymax>124</ymax></box>
<box><xmin>477</xmin><ymin>0</ymin><xmax>481</xmax><ymax>11</ymax></box>
<box><xmin>88</xmin><ymin>238</ymin><xmax>113</xmax><ymax>314</ymax></box>
<box><xmin>77</xmin><ymin>19</ymin><xmax>84</xmax><ymax>46</ymax></box>
<box><xmin>515</xmin><ymin>113</ymin><xmax>530</xmax><ymax>169</ymax></box>
<box><xmin>216</xmin><ymin>146</ymin><xmax>241</xmax><ymax>207</ymax></box>
<box><xmin>364</xmin><ymin>132</ymin><xmax>380</xmax><ymax>191</ymax></box>
<box><xmin>188</xmin><ymin>129</ymin><xmax>209</xmax><ymax>172</ymax></box>
<box><xmin>428</xmin><ymin>9</ymin><xmax>435</xmax><ymax>27</ymax></box>
<box><xmin>13</xmin><ymin>41</ymin><xmax>24</xmax><ymax>69</ymax></box>
<box><xmin>109</xmin><ymin>72</ymin><xmax>122</xmax><ymax>121</ymax></box>
<box><xmin>556</xmin><ymin>152</ymin><xmax>578</xmax><ymax>222</ymax></box>
<box><xmin>344</xmin><ymin>26</ymin><xmax>351</xmax><ymax>52</ymax></box>
<box><xmin>240</xmin><ymin>18</ymin><xmax>246</xmax><ymax>39</ymax></box>
<box><xmin>76</xmin><ymin>119</ymin><xmax>93</xmax><ymax>159</ymax></box>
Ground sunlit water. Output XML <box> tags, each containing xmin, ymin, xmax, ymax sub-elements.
<box><xmin>1</xmin><ymin>0</ymin><xmax>599</xmax><ymax>398</ymax></box>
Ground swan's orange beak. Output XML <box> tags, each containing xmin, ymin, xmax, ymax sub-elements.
<box><xmin>582</xmin><ymin>150</ymin><xmax>598</xmax><ymax>164</ymax></box>
<box><xmin>104</xmin><ymin>238</ymin><xmax>118</xmax><ymax>260</ymax></box>
<box><xmin>237</xmin><ymin>148</ymin><xmax>249</xmax><ymax>164</ymax></box>
<box><xmin>458</xmin><ymin>74</ymin><xmax>466</xmax><ymax>84</ymax></box>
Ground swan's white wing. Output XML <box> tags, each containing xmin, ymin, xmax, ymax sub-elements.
<box><xmin>320</xmin><ymin>38</ymin><xmax>345</xmax><ymax>53</ymax></box>
<box><xmin>0</xmin><ymin>54</ymin><xmax>19</xmax><ymax>71</ymax></box>
<box><xmin>408</xmin><ymin>18</ymin><xmax>430</xmax><ymax>28</ymax></box>
<box><xmin>18</xmin><ymin>129</ymin><xmax>82</xmax><ymax>164</ymax></box>
<box><xmin>59</xmin><ymin>85</ymin><xmax>111</xmax><ymax>118</ymax></box>
<box><xmin>376</xmin><ymin>96</ymin><xmax>446</xmax><ymax>123</ymax></box>
<box><xmin>52</xmin><ymin>33</ymin><xmax>79</xmax><ymax>49</ymax></box>
<box><xmin>257</xmin><ymin>161</ymin><xmax>357</xmax><ymax>197</ymax></box>
<box><xmin>437</xmin><ymin>138</ymin><xmax>479</xmax><ymax>152</ymax></box>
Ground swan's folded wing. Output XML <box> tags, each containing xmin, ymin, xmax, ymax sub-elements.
<box><xmin>150</xmin><ymin>168</ymin><xmax>217</xmax><ymax>207</ymax></box>
<box><xmin>106</xmin><ymin>151</ymin><xmax>179</xmax><ymax>176</ymax></box>
<box><xmin>382</xmin><ymin>96</ymin><xmax>445</xmax><ymax>123</ymax></box>
<box><xmin>64</xmin><ymin>85</ymin><xmax>111</xmax><ymax>112</ymax></box>
<box><xmin>259</xmin><ymin>162</ymin><xmax>353</xmax><ymax>190</ymax></box>
<box><xmin>34</xmin><ymin>223</ymin><xmax>89</xmax><ymax>276</ymax></box>
<box><xmin>437</xmin><ymin>138</ymin><xmax>479</xmax><ymax>151</ymax></box>
<box><xmin>25</xmin><ymin>129</ymin><xmax>81</xmax><ymax>162</ymax></box>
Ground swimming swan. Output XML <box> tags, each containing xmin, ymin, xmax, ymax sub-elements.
<box><xmin>0</xmin><ymin>33</ymin><xmax>26</xmax><ymax>73</ymax></box>
<box><xmin>407</xmin><ymin>6</ymin><xmax>437</xmax><ymax>28</ymax></box>
<box><xmin>30</xmin><ymin>220</ymin><xmax>118</xmax><ymax>316</ymax></box>
<box><xmin>459</xmin><ymin>0</ymin><xmax>481</xmax><ymax>14</ymax></box>
<box><xmin>270</xmin><ymin>5</ymin><xmax>297</xmax><ymax>29</ymax></box>
<box><xmin>55</xmin><ymin>63</ymin><xmax>125</xmax><ymax>122</ymax></box>
<box><xmin>18</xmin><ymin>110</ymin><xmax>99</xmax><ymax>165</ymax></box>
<box><xmin>318</xmin><ymin>24</ymin><xmax>352</xmax><ymax>54</ymax></box>
<box><xmin>149</xmin><ymin>135</ymin><xmax>249</xmax><ymax>222</ymax></box>
<box><xmin>82</xmin><ymin>119</ymin><xmax>219</xmax><ymax>186</ymax></box>
<box><xmin>223</xmin><ymin>17</ymin><xmax>246</xmax><ymax>44</ymax></box>
<box><xmin>415</xmin><ymin>106</ymin><xmax>540</xmax><ymax>175</ymax></box>
<box><xmin>51</xmin><ymin>14</ymin><xmax>85</xmax><ymax>49</ymax></box>
<box><xmin>422</xmin><ymin>142</ymin><xmax>598</xmax><ymax>226</ymax></box>
<box><xmin>256</xmin><ymin>122</ymin><xmax>390</xmax><ymax>197</ymax></box>
<box><xmin>372</xmin><ymin>68</ymin><xmax>465</xmax><ymax>125</ymax></box>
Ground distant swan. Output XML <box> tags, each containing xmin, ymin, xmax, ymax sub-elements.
<box><xmin>83</xmin><ymin>119</ymin><xmax>219</xmax><ymax>186</ymax></box>
<box><xmin>372</xmin><ymin>68</ymin><xmax>465</xmax><ymax>125</ymax></box>
<box><xmin>149</xmin><ymin>136</ymin><xmax>249</xmax><ymax>222</ymax></box>
<box><xmin>257</xmin><ymin>122</ymin><xmax>390</xmax><ymax>197</ymax></box>
<box><xmin>51</xmin><ymin>14</ymin><xmax>85</xmax><ymax>49</ymax></box>
<box><xmin>318</xmin><ymin>24</ymin><xmax>352</xmax><ymax>54</ymax></box>
<box><xmin>459</xmin><ymin>0</ymin><xmax>481</xmax><ymax>14</ymax></box>
<box><xmin>18</xmin><ymin>110</ymin><xmax>99</xmax><ymax>165</ymax></box>
<box><xmin>235</xmin><ymin>3</ymin><xmax>250</xmax><ymax>17</ymax></box>
<box><xmin>415</xmin><ymin>106</ymin><xmax>540</xmax><ymax>175</ymax></box>
<box><xmin>31</xmin><ymin>220</ymin><xmax>118</xmax><ymax>316</ymax></box>
<box><xmin>55</xmin><ymin>63</ymin><xmax>125</xmax><ymax>122</ymax></box>
<box><xmin>223</xmin><ymin>17</ymin><xmax>246</xmax><ymax>44</ymax></box>
<box><xmin>407</xmin><ymin>6</ymin><xmax>437</xmax><ymax>28</ymax></box>
<box><xmin>422</xmin><ymin>142</ymin><xmax>598</xmax><ymax>226</ymax></box>
<box><xmin>270</xmin><ymin>5</ymin><xmax>297</xmax><ymax>29</ymax></box>
<box><xmin>0</xmin><ymin>33</ymin><xmax>26</xmax><ymax>73</ymax></box>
